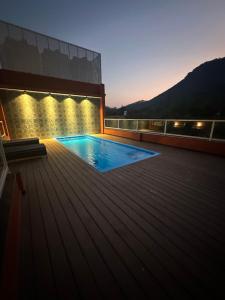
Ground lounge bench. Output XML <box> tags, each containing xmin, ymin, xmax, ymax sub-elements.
<box><xmin>4</xmin><ymin>143</ymin><xmax>47</xmax><ymax>161</ymax></box>
<box><xmin>3</xmin><ymin>138</ymin><xmax>39</xmax><ymax>148</ymax></box>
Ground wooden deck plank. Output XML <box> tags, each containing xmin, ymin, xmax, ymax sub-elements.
<box><xmin>23</xmin><ymin>161</ymin><xmax>57</xmax><ymax>299</ymax></box>
<box><xmin>40</xmin><ymin>158</ymin><xmax>125</xmax><ymax>299</ymax></box>
<box><xmin>33</xmin><ymin>164</ymin><xmax>82</xmax><ymax>299</ymax></box>
<box><xmin>49</xmin><ymin>138</ymin><xmax>225</xmax><ymax>293</ymax></box>
<box><xmin>100</xmin><ymin>135</ymin><xmax>225</xmax><ymax>194</ymax></box>
<box><xmin>48</xmin><ymin>139</ymin><xmax>222</xmax><ymax>297</ymax></box>
<box><xmin>112</xmin><ymin>170</ymin><xmax>225</xmax><ymax>248</ymax></box>
<box><xmin>101</xmin><ymin>135</ymin><xmax>225</xmax><ymax>210</ymax></box>
<box><xmin>116</xmin><ymin>162</ymin><xmax>225</xmax><ymax>219</ymax></box>
<box><xmin>47</xmin><ymin>142</ymin><xmax>192</xmax><ymax>299</ymax></box>
<box><xmin>49</xmin><ymin>141</ymin><xmax>225</xmax><ymax>267</ymax></box>
<box><xmin>46</xmin><ymin>145</ymin><xmax>158</xmax><ymax>299</ymax></box>
<box><xmin>8</xmin><ymin>134</ymin><xmax>225</xmax><ymax>300</ymax></box>
<box><xmin>51</xmin><ymin>139</ymin><xmax>223</xmax><ymax>236</ymax></box>
<box><xmin>106</xmin><ymin>166</ymin><xmax>225</xmax><ymax>247</ymax></box>
<box><xmin>17</xmin><ymin>164</ymin><xmax>37</xmax><ymax>300</ymax></box>
<box><xmin>48</xmin><ymin>141</ymin><xmax>207</xmax><ymax>299</ymax></box>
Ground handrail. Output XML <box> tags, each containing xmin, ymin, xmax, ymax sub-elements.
<box><xmin>0</xmin><ymin>121</ymin><xmax>6</xmax><ymax>138</ymax></box>
<box><xmin>0</xmin><ymin>139</ymin><xmax>8</xmax><ymax>198</ymax></box>
<box><xmin>104</xmin><ymin>118</ymin><xmax>225</xmax><ymax>141</ymax></box>
<box><xmin>105</xmin><ymin>118</ymin><xmax>225</xmax><ymax>122</ymax></box>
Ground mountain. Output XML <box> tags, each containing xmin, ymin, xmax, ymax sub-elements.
<box><xmin>106</xmin><ymin>57</ymin><xmax>225</xmax><ymax>119</ymax></box>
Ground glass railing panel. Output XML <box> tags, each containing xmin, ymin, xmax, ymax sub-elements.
<box><xmin>47</xmin><ymin>38</ymin><xmax>61</xmax><ymax>78</ymax></box>
<box><xmin>105</xmin><ymin>119</ymin><xmax>119</xmax><ymax>128</ymax></box>
<box><xmin>93</xmin><ymin>52</ymin><xmax>101</xmax><ymax>83</ymax></box>
<box><xmin>37</xmin><ymin>34</ymin><xmax>48</xmax><ymax>76</ymax></box>
<box><xmin>138</xmin><ymin>120</ymin><xmax>165</xmax><ymax>133</ymax></box>
<box><xmin>59</xmin><ymin>41</ymin><xmax>70</xmax><ymax>79</ymax></box>
<box><xmin>104</xmin><ymin>119</ymin><xmax>225</xmax><ymax>141</ymax></box>
<box><xmin>166</xmin><ymin>120</ymin><xmax>212</xmax><ymax>137</ymax></box>
<box><xmin>78</xmin><ymin>47</ymin><xmax>87</xmax><ymax>82</ymax></box>
<box><xmin>0</xmin><ymin>21</ymin><xmax>7</xmax><ymax>45</ymax></box>
<box><xmin>8</xmin><ymin>23</ymin><xmax>23</xmax><ymax>41</ymax></box>
<box><xmin>119</xmin><ymin>120</ymin><xmax>137</xmax><ymax>130</ymax></box>
<box><xmin>69</xmin><ymin>44</ymin><xmax>79</xmax><ymax>81</ymax></box>
<box><xmin>0</xmin><ymin>20</ymin><xmax>102</xmax><ymax>84</ymax></box>
<box><xmin>213</xmin><ymin>122</ymin><xmax>225</xmax><ymax>140</ymax></box>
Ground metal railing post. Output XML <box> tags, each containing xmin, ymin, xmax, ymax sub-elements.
<box><xmin>164</xmin><ymin>120</ymin><xmax>167</xmax><ymax>135</ymax></box>
<box><xmin>209</xmin><ymin>121</ymin><xmax>215</xmax><ymax>141</ymax></box>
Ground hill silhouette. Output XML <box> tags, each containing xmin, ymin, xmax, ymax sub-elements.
<box><xmin>106</xmin><ymin>57</ymin><xmax>225</xmax><ymax>119</ymax></box>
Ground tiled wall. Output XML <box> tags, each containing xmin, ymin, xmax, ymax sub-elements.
<box><xmin>0</xmin><ymin>90</ymin><xmax>100</xmax><ymax>139</ymax></box>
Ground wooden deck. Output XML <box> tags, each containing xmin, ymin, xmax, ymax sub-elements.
<box><xmin>10</xmin><ymin>135</ymin><xmax>225</xmax><ymax>299</ymax></box>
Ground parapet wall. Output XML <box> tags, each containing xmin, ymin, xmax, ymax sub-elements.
<box><xmin>104</xmin><ymin>128</ymin><xmax>225</xmax><ymax>156</ymax></box>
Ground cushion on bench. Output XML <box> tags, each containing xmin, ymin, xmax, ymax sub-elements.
<box><xmin>4</xmin><ymin>143</ymin><xmax>47</xmax><ymax>161</ymax></box>
<box><xmin>3</xmin><ymin>138</ymin><xmax>39</xmax><ymax>148</ymax></box>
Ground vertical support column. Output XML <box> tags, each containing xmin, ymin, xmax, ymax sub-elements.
<box><xmin>100</xmin><ymin>88</ymin><xmax>105</xmax><ymax>134</ymax></box>
<box><xmin>136</xmin><ymin>120</ymin><xmax>139</xmax><ymax>131</ymax></box>
<box><xmin>164</xmin><ymin>120</ymin><xmax>167</xmax><ymax>135</ymax></box>
<box><xmin>209</xmin><ymin>121</ymin><xmax>215</xmax><ymax>141</ymax></box>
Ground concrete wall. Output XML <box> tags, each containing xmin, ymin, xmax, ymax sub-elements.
<box><xmin>1</xmin><ymin>90</ymin><xmax>100</xmax><ymax>139</ymax></box>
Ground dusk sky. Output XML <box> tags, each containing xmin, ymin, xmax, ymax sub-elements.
<box><xmin>1</xmin><ymin>0</ymin><xmax>225</xmax><ymax>107</ymax></box>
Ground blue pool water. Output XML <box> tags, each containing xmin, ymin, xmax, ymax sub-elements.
<box><xmin>56</xmin><ymin>136</ymin><xmax>159</xmax><ymax>172</ymax></box>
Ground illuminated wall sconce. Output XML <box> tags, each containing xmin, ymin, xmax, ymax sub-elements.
<box><xmin>196</xmin><ymin>121</ymin><xmax>204</xmax><ymax>128</ymax></box>
<box><xmin>174</xmin><ymin>121</ymin><xmax>179</xmax><ymax>127</ymax></box>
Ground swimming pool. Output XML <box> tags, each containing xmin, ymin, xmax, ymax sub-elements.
<box><xmin>56</xmin><ymin>136</ymin><xmax>159</xmax><ymax>172</ymax></box>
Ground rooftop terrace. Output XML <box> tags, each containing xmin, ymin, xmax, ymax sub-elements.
<box><xmin>7</xmin><ymin>135</ymin><xmax>225</xmax><ymax>299</ymax></box>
